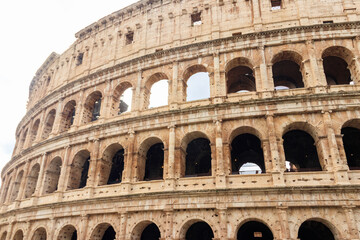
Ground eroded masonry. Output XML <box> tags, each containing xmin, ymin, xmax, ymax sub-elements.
<box><xmin>1</xmin><ymin>0</ymin><xmax>360</xmax><ymax>239</ymax></box>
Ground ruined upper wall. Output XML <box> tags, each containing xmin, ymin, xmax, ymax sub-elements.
<box><xmin>27</xmin><ymin>0</ymin><xmax>360</xmax><ymax>110</ymax></box>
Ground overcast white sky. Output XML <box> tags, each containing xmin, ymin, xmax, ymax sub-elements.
<box><xmin>0</xmin><ymin>0</ymin><xmax>141</xmax><ymax>186</ymax></box>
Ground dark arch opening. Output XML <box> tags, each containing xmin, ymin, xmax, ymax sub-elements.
<box><xmin>102</xmin><ymin>226</ymin><xmax>116</xmax><ymax>240</ymax></box>
<box><xmin>185</xmin><ymin>138</ymin><xmax>212</xmax><ymax>177</ymax></box>
<box><xmin>107</xmin><ymin>149</ymin><xmax>125</xmax><ymax>184</ymax></box>
<box><xmin>341</xmin><ymin>127</ymin><xmax>360</xmax><ymax>170</ymax></box>
<box><xmin>323</xmin><ymin>56</ymin><xmax>352</xmax><ymax>85</ymax></box>
<box><xmin>227</xmin><ymin>65</ymin><xmax>256</xmax><ymax>93</ymax></box>
<box><xmin>79</xmin><ymin>157</ymin><xmax>90</xmax><ymax>188</ymax></box>
<box><xmin>231</xmin><ymin>134</ymin><xmax>265</xmax><ymax>174</ymax></box>
<box><xmin>186</xmin><ymin>222</ymin><xmax>214</xmax><ymax>240</ymax></box>
<box><xmin>298</xmin><ymin>220</ymin><xmax>335</xmax><ymax>240</ymax></box>
<box><xmin>273</xmin><ymin>60</ymin><xmax>304</xmax><ymax>89</ymax></box>
<box><xmin>237</xmin><ymin>221</ymin><xmax>273</xmax><ymax>240</ymax></box>
<box><xmin>144</xmin><ymin>143</ymin><xmax>164</xmax><ymax>181</ymax></box>
<box><xmin>140</xmin><ymin>223</ymin><xmax>161</xmax><ymax>240</ymax></box>
<box><xmin>67</xmin><ymin>150</ymin><xmax>91</xmax><ymax>190</ymax></box>
<box><xmin>60</xmin><ymin>100</ymin><xmax>76</xmax><ymax>132</ymax></box>
<box><xmin>71</xmin><ymin>231</ymin><xmax>77</xmax><ymax>240</ymax></box>
<box><xmin>283</xmin><ymin>130</ymin><xmax>321</xmax><ymax>172</ymax></box>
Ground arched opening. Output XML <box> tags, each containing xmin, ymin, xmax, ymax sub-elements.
<box><xmin>10</xmin><ymin>171</ymin><xmax>24</xmax><ymax>201</ymax></box>
<box><xmin>57</xmin><ymin>225</ymin><xmax>77</xmax><ymax>240</ymax></box>
<box><xmin>99</xmin><ymin>143</ymin><xmax>125</xmax><ymax>186</ymax></box>
<box><xmin>149</xmin><ymin>80</ymin><xmax>169</xmax><ymax>108</ymax></box>
<box><xmin>322</xmin><ymin>46</ymin><xmax>354</xmax><ymax>86</ymax></box>
<box><xmin>226</xmin><ymin>58</ymin><xmax>256</xmax><ymax>93</ymax></box>
<box><xmin>30</xmin><ymin>119</ymin><xmax>40</xmax><ymax>142</ymax></box>
<box><xmin>13</xmin><ymin>230</ymin><xmax>24</xmax><ymax>240</ymax></box>
<box><xmin>185</xmin><ymin>221</ymin><xmax>214</xmax><ymax>240</ymax></box>
<box><xmin>112</xmin><ymin>82</ymin><xmax>132</xmax><ymax>116</ymax></box>
<box><xmin>42</xmin><ymin>157</ymin><xmax>62</xmax><ymax>194</ymax></box>
<box><xmin>0</xmin><ymin>232</ymin><xmax>6</xmax><ymax>240</ymax></box>
<box><xmin>18</xmin><ymin>128</ymin><xmax>28</xmax><ymax>152</ymax></box>
<box><xmin>60</xmin><ymin>100</ymin><xmax>76</xmax><ymax>132</ymax></box>
<box><xmin>141</xmin><ymin>223</ymin><xmax>161</xmax><ymax>240</ymax></box>
<box><xmin>184</xmin><ymin>65</ymin><xmax>210</xmax><ymax>102</ymax></box>
<box><xmin>67</xmin><ymin>150</ymin><xmax>90</xmax><ymax>190</ymax></box>
<box><xmin>185</xmin><ymin>138</ymin><xmax>212</xmax><ymax>177</ymax></box>
<box><xmin>231</xmin><ymin>134</ymin><xmax>265</xmax><ymax>174</ymax></box>
<box><xmin>341</xmin><ymin>127</ymin><xmax>360</xmax><ymax>170</ymax></box>
<box><xmin>31</xmin><ymin>227</ymin><xmax>47</xmax><ymax>240</ymax></box>
<box><xmin>283</xmin><ymin>130</ymin><xmax>321</xmax><ymax>172</ymax></box>
<box><xmin>298</xmin><ymin>220</ymin><xmax>335</xmax><ymax>240</ymax></box>
<box><xmin>41</xmin><ymin>109</ymin><xmax>56</xmax><ymax>140</ymax></box>
<box><xmin>272</xmin><ymin>51</ymin><xmax>304</xmax><ymax>89</ymax></box>
<box><xmin>90</xmin><ymin>223</ymin><xmax>116</xmax><ymax>240</ymax></box>
<box><xmin>1</xmin><ymin>177</ymin><xmax>11</xmax><ymax>203</ymax></box>
<box><xmin>24</xmin><ymin>164</ymin><xmax>40</xmax><ymax>198</ymax></box>
<box><xmin>137</xmin><ymin>138</ymin><xmax>164</xmax><ymax>181</ymax></box>
<box><xmin>144</xmin><ymin>143</ymin><xmax>164</xmax><ymax>181</ymax></box>
<box><xmin>82</xmin><ymin>91</ymin><xmax>102</xmax><ymax>124</ymax></box>
<box><xmin>237</xmin><ymin>221</ymin><xmax>274</xmax><ymax>240</ymax></box>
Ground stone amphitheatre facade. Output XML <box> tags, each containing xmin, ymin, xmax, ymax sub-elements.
<box><xmin>1</xmin><ymin>0</ymin><xmax>360</xmax><ymax>239</ymax></box>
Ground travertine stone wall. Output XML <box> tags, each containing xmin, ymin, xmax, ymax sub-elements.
<box><xmin>1</xmin><ymin>0</ymin><xmax>360</xmax><ymax>239</ymax></box>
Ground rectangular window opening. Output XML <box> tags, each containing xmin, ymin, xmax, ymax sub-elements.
<box><xmin>271</xmin><ymin>0</ymin><xmax>281</xmax><ymax>10</ymax></box>
<box><xmin>126</xmin><ymin>32</ymin><xmax>134</xmax><ymax>45</ymax></box>
<box><xmin>323</xmin><ymin>20</ymin><xmax>334</xmax><ymax>24</ymax></box>
<box><xmin>254</xmin><ymin>232</ymin><xmax>263</xmax><ymax>238</ymax></box>
<box><xmin>76</xmin><ymin>53</ymin><xmax>84</xmax><ymax>66</ymax></box>
<box><xmin>191</xmin><ymin>12</ymin><xmax>202</xmax><ymax>26</ymax></box>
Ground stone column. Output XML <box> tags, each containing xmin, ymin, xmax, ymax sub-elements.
<box><xmin>343</xmin><ymin>206</ymin><xmax>360</xmax><ymax>240</ymax></box>
<box><xmin>166</xmin><ymin>125</ymin><xmax>176</xmax><ymax>190</ymax></box>
<box><xmin>34</xmin><ymin>153</ymin><xmax>47</xmax><ymax>197</ymax></box>
<box><xmin>48</xmin><ymin>218</ymin><xmax>57</xmax><ymax>239</ymax></box>
<box><xmin>119</xmin><ymin>211</ymin><xmax>128</xmax><ymax>240</ymax></box>
<box><xmin>79</xmin><ymin>214</ymin><xmax>89</xmax><ymax>240</ymax></box>
<box><xmin>133</xmin><ymin>70</ymin><xmax>143</xmax><ymax>112</ymax></box>
<box><xmin>217</xmin><ymin>208</ymin><xmax>228</xmax><ymax>239</ymax></box>
<box><xmin>50</xmin><ymin>98</ymin><xmax>64</xmax><ymax>136</ymax></box>
<box><xmin>214</xmin><ymin>120</ymin><xmax>226</xmax><ymax>188</ymax></box>
<box><xmin>169</xmin><ymin>61</ymin><xmax>179</xmax><ymax>108</ymax></box>
<box><xmin>57</xmin><ymin>146</ymin><xmax>71</xmax><ymax>192</ymax></box>
<box><xmin>72</xmin><ymin>89</ymin><xmax>85</xmax><ymax>128</ymax></box>
<box><xmin>276</xmin><ymin>207</ymin><xmax>290</xmax><ymax>239</ymax></box>
<box><xmin>164</xmin><ymin>209</ymin><xmax>174</xmax><ymax>240</ymax></box>
<box><xmin>252</xmin><ymin>0</ymin><xmax>263</xmax><ymax>30</ymax></box>
<box><xmin>258</xmin><ymin>46</ymin><xmax>271</xmax><ymax>92</ymax></box>
<box><xmin>87</xmin><ymin>139</ymin><xmax>100</xmax><ymax>188</ymax></box>
<box><xmin>305</xmin><ymin>39</ymin><xmax>327</xmax><ymax>88</ymax></box>
<box><xmin>213</xmin><ymin>52</ymin><xmax>226</xmax><ymax>104</ymax></box>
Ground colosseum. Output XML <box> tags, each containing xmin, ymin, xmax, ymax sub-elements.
<box><xmin>1</xmin><ymin>0</ymin><xmax>360</xmax><ymax>239</ymax></box>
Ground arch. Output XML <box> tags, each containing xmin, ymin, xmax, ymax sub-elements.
<box><xmin>31</xmin><ymin>227</ymin><xmax>47</xmax><ymax>240</ymax></box>
<box><xmin>272</xmin><ymin>50</ymin><xmax>304</xmax><ymax>89</ymax></box>
<box><xmin>144</xmin><ymin>73</ymin><xmax>170</xmax><ymax>109</ymax></box>
<box><xmin>99</xmin><ymin>143</ymin><xmax>125</xmax><ymax>185</ymax></box>
<box><xmin>130</xmin><ymin>221</ymin><xmax>161</xmax><ymax>240</ymax></box>
<box><xmin>41</xmin><ymin>109</ymin><xmax>56</xmax><ymax>140</ymax></box>
<box><xmin>67</xmin><ymin>150</ymin><xmax>90</xmax><ymax>190</ymax></box>
<box><xmin>225</xmin><ymin>57</ymin><xmax>256</xmax><ymax>93</ymax></box>
<box><xmin>229</xmin><ymin>126</ymin><xmax>263</xmax><ymax>144</ymax></box>
<box><xmin>298</xmin><ymin>219</ymin><xmax>336</xmax><ymax>240</ymax></box>
<box><xmin>13</xmin><ymin>230</ymin><xmax>24</xmax><ymax>240</ymax></box>
<box><xmin>322</xmin><ymin>46</ymin><xmax>354</xmax><ymax>85</ymax></box>
<box><xmin>1</xmin><ymin>177</ymin><xmax>12</xmax><ymax>203</ymax></box>
<box><xmin>89</xmin><ymin>223</ymin><xmax>116</xmax><ymax>240</ymax></box>
<box><xmin>283</xmin><ymin>129</ymin><xmax>321</xmax><ymax>172</ymax></box>
<box><xmin>183</xmin><ymin>65</ymin><xmax>210</xmax><ymax>102</ymax></box>
<box><xmin>137</xmin><ymin>137</ymin><xmax>164</xmax><ymax>181</ymax></box>
<box><xmin>10</xmin><ymin>170</ymin><xmax>24</xmax><ymax>201</ymax></box>
<box><xmin>42</xmin><ymin>157</ymin><xmax>62</xmax><ymax>194</ymax></box>
<box><xmin>57</xmin><ymin>224</ymin><xmax>77</xmax><ymax>240</ymax></box>
<box><xmin>18</xmin><ymin>128</ymin><xmax>28</xmax><ymax>152</ymax></box>
<box><xmin>24</xmin><ymin>163</ymin><xmax>40</xmax><ymax>198</ymax></box>
<box><xmin>60</xmin><ymin>100</ymin><xmax>76</xmax><ymax>132</ymax></box>
<box><xmin>341</xmin><ymin>121</ymin><xmax>360</xmax><ymax>170</ymax></box>
<box><xmin>82</xmin><ymin>91</ymin><xmax>102</xmax><ymax>124</ymax></box>
<box><xmin>111</xmin><ymin>81</ymin><xmax>133</xmax><ymax>116</ymax></box>
<box><xmin>0</xmin><ymin>231</ymin><xmax>6</xmax><ymax>240</ymax></box>
<box><xmin>179</xmin><ymin>219</ymin><xmax>215</xmax><ymax>240</ymax></box>
<box><xmin>180</xmin><ymin>131</ymin><xmax>212</xmax><ymax>177</ymax></box>
<box><xmin>236</xmin><ymin>219</ymin><xmax>274</xmax><ymax>240</ymax></box>
<box><xmin>231</xmin><ymin>133</ymin><xmax>265</xmax><ymax>174</ymax></box>
<box><xmin>30</xmin><ymin>119</ymin><xmax>40</xmax><ymax>142</ymax></box>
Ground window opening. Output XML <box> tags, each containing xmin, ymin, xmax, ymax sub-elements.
<box><xmin>227</xmin><ymin>66</ymin><xmax>256</xmax><ymax>93</ymax></box>
<box><xmin>186</xmin><ymin>222</ymin><xmax>214</xmax><ymax>240</ymax></box>
<box><xmin>126</xmin><ymin>32</ymin><xmax>134</xmax><ymax>45</ymax></box>
<box><xmin>76</xmin><ymin>53</ymin><xmax>84</xmax><ymax>66</ymax></box>
<box><xmin>149</xmin><ymin>80</ymin><xmax>168</xmax><ymax>108</ymax></box>
<box><xmin>102</xmin><ymin>226</ymin><xmax>116</xmax><ymax>240</ymax></box>
<box><xmin>91</xmin><ymin>98</ymin><xmax>101</xmax><ymax>121</ymax></box>
<box><xmin>185</xmin><ymin>138</ymin><xmax>212</xmax><ymax>177</ymax></box>
<box><xmin>271</xmin><ymin>0</ymin><xmax>281</xmax><ymax>10</ymax></box>
<box><xmin>144</xmin><ymin>143</ymin><xmax>164</xmax><ymax>181</ymax></box>
<box><xmin>107</xmin><ymin>149</ymin><xmax>124</xmax><ymax>184</ymax></box>
<box><xmin>323</xmin><ymin>20</ymin><xmax>334</xmax><ymax>24</ymax></box>
<box><xmin>283</xmin><ymin>130</ymin><xmax>321</xmax><ymax>172</ymax></box>
<box><xmin>141</xmin><ymin>223</ymin><xmax>161</xmax><ymax>240</ymax></box>
<box><xmin>323</xmin><ymin>56</ymin><xmax>352</xmax><ymax>85</ymax></box>
<box><xmin>186</xmin><ymin>72</ymin><xmax>210</xmax><ymax>101</ymax></box>
<box><xmin>191</xmin><ymin>12</ymin><xmax>202</xmax><ymax>26</ymax></box>
<box><xmin>24</xmin><ymin>164</ymin><xmax>40</xmax><ymax>198</ymax></box>
<box><xmin>298</xmin><ymin>221</ymin><xmax>335</xmax><ymax>240</ymax></box>
<box><xmin>237</xmin><ymin>221</ymin><xmax>273</xmax><ymax>240</ymax></box>
<box><xmin>273</xmin><ymin>60</ymin><xmax>304</xmax><ymax>89</ymax></box>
